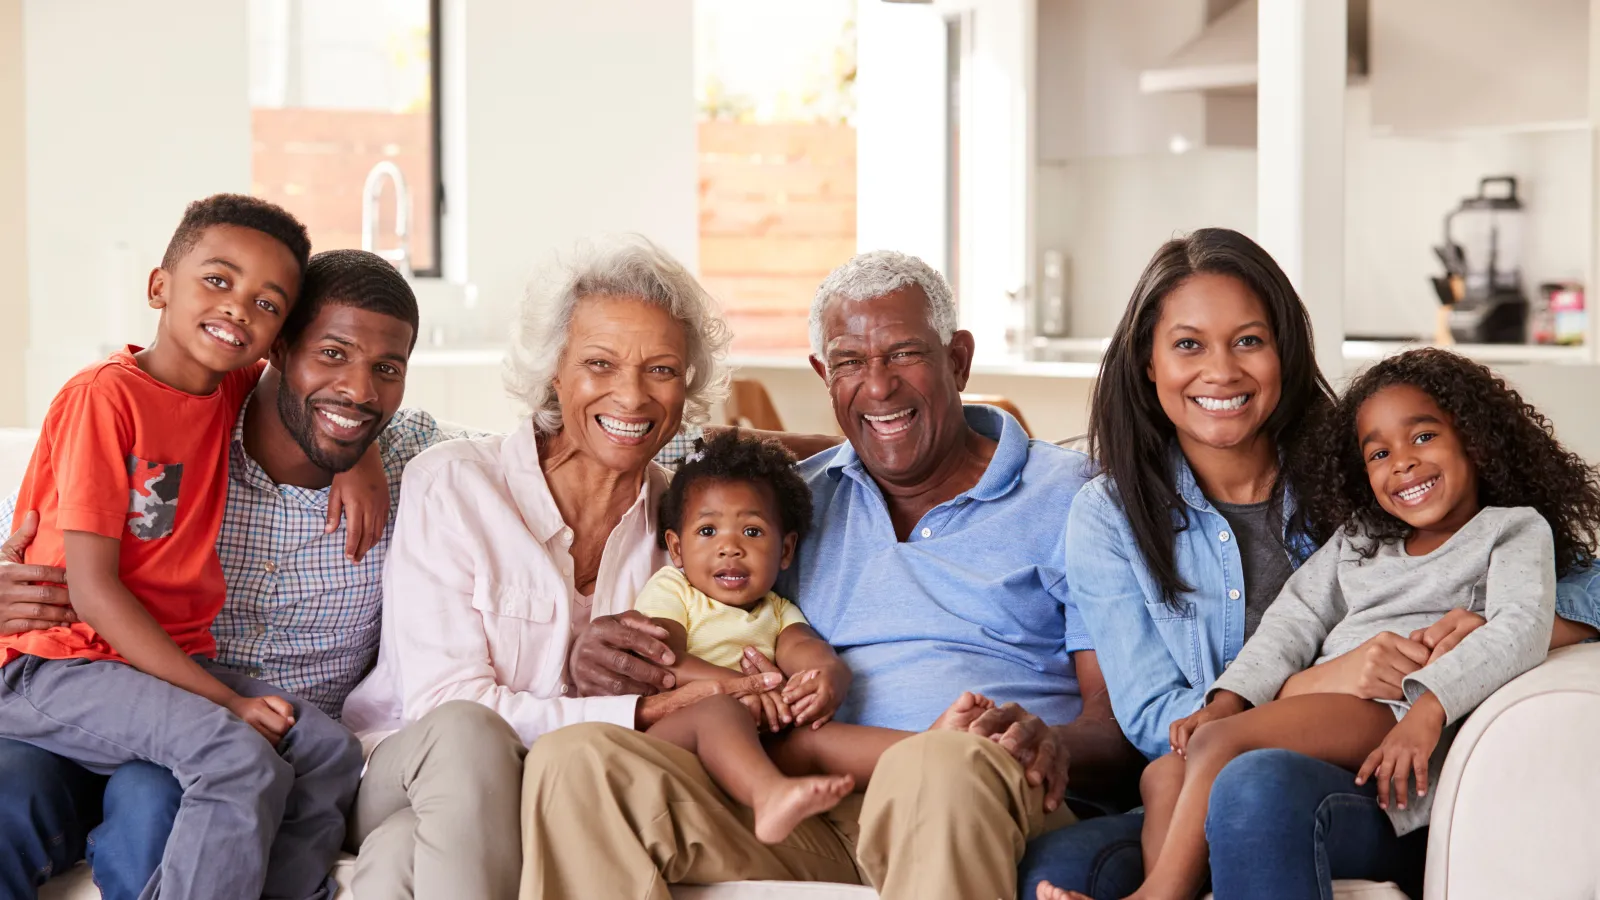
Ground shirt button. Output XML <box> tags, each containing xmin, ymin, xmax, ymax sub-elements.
<box><xmin>1228</xmin><ymin>589</ymin><xmax>1241</xmax><ymax>600</ymax></box>
<box><xmin>920</xmin><ymin>527</ymin><xmax>931</xmax><ymax>538</ymax></box>
<box><xmin>562</xmin><ymin>528</ymin><xmax>574</xmax><ymax>541</ymax></box>
<box><xmin>560</xmin><ymin>683</ymin><xmax>569</xmax><ymax>695</ymax></box>
<box><xmin>263</xmin><ymin>561</ymin><xmax>278</xmax><ymax>573</ymax></box>
<box><xmin>1218</xmin><ymin>531</ymin><xmax>1231</xmax><ymax>542</ymax></box>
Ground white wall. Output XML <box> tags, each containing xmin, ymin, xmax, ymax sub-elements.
<box><xmin>1038</xmin><ymin>87</ymin><xmax>1591</xmax><ymax>344</ymax></box>
<box><xmin>23</xmin><ymin>0</ymin><xmax>252</xmax><ymax>424</ymax></box>
<box><xmin>16</xmin><ymin>0</ymin><xmax>698</xmax><ymax>429</ymax></box>
<box><xmin>0</xmin><ymin>0</ymin><xmax>26</xmax><ymax>426</ymax></box>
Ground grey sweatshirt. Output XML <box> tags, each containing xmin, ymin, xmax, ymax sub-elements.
<box><xmin>1211</xmin><ymin>506</ymin><xmax>1556</xmax><ymax>834</ymax></box>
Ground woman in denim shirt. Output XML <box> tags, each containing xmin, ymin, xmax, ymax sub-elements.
<box><xmin>1021</xmin><ymin>228</ymin><xmax>1600</xmax><ymax>900</ymax></box>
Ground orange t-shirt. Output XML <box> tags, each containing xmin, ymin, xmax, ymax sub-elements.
<box><xmin>0</xmin><ymin>347</ymin><xmax>264</xmax><ymax>667</ymax></box>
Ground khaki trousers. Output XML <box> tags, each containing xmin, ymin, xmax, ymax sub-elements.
<box><xmin>349</xmin><ymin>701</ymin><xmax>528</xmax><ymax>900</ymax></box>
<box><xmin>519</xmin><ymin>723</ymin><xmax>1074</xmax><ymax>900</ymax></box>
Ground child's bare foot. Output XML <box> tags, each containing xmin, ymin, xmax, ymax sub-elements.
<box><xmin>929</xmin><ymin>691</ymin><xmax>997</xmax><ymax>731</ymax></box>
<box><xmin>752</xmin><ymin>774</ymin><xmax>855</xmax><ymax>843</ymax></box>
<box><xmin>1035</xmin><ymin>881</ymin><xmax>1092</xmax><ymax>900</ymax></box>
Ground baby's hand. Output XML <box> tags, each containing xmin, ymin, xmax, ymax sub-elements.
<box><xmin>781</xmin><ymin>667</ymin><xmax>845</xmax><ymax>730</ymax></box>
<box><xmin>1170</xmin><ymin>690</ymin><xmax>1247</xmax><ymax>757</ymax></box>
<box><xmin>226</xmin><ymin>694</ymin><xmax>296</xmax><ymax>747</ymax></box>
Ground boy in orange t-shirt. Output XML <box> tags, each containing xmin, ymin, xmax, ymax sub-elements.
<box><xmin>0</xmin><ymin>196</ymin><xmax>365</xmax><ymax>900</ymax></box>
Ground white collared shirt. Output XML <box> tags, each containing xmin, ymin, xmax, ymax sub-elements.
<box><xmin>341</xmin><ymin>420</ymin><xmax>668</xmax><ymax>755</ymax></box>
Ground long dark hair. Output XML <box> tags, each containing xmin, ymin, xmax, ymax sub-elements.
<box><xmin>1302</xmin><ymin>348</ymin><xmax>1600</xmax><ymax>574</ymax></box>
<box><xmin>1088</xmin><ymin>228</ymin><xmax>1336</xmax><ymax>607</ymax></box>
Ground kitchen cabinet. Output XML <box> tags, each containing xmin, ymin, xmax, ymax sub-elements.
<box><xmin>1369</xmin><ymin>0</ymin><xmax>1588</xmax><ymax>134</ymax></box>
<box><xmin>1037</xmin><ymin>0</ymin><xmax>1254</xmax><ymax>160</ymax></box>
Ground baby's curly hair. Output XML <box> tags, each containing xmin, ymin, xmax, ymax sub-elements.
<box><xmin>1301</xmin><ymin>348</ymin><xmax>1600</xmax><ymax>574</ymax></box>
<box><xmin>658</xmin><ymin>429</ymin><xmax>814</xmax><ymax>549</ymax></box>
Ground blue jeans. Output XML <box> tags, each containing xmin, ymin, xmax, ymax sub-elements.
<box><xmin>0</xmin><ymin>738</ymin><xmax>180</xmax><ymax>900</ymax></box>
<box><xmin>1016</xmin><ymin>750</ymin><xmax>1428</xmax><ymax>900</ymax></box>
<box><xmin>1207</xmin><ymin>749</ymin><xmax>1426</xmax><ymax>900</ymax></box>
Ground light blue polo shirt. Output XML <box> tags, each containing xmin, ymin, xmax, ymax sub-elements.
<box><xmin>781</xmin><ymin>405</ymin><xmax>1095</xmax><ymax>732</ymax></box>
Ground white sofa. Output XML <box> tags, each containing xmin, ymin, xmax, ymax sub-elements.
<box><xmin>8</xmin><ymin>424</ymin><xmax>1594</xmax><ymax>900</ymax></box>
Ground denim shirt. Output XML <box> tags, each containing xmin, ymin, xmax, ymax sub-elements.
<box><xmin>1066</xmin><ymin>447</ymin><xmax>1600</xmax><ymax>761</ymax></box>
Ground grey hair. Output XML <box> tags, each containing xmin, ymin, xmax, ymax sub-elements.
<box><xmin>504</xmin><ymin>236</ymin><xmax>732</xmax><ymax>435</ymax></box>
<box><xmin>808</xmin><ymin>250</ymin><xmax>957</xmax><ymax>355</ymax></box>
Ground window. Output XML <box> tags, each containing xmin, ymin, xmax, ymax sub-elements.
<box><xmin>696</xmin><ymin>0</ymin><xmax>857</xmax><ymax>355</ymax></box>
<box><xmin>248</xmin><ymin>0</ymin><xmax>441</xmax><ymax>277</ymax></box>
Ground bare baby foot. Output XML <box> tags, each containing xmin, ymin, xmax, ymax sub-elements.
<box><xmin>753</xmin><ymin>774</ymin><xmax>855</xmax><ymax>843</ymax></box>
<box><xmin>1036</xmin><ymin>881</ymin><xmax>1092</xmax><ymax>900</ymax></box>
<box><xmin>929</xmin><ymin>691</ymin><xmax>997</xmax><ymax>731</ymax></box>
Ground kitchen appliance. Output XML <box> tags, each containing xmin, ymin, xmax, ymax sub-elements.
<box><xmin>1434</xmin><ymin>176</ymin><xmax>1528</xmax><ymax>344</ymax></box>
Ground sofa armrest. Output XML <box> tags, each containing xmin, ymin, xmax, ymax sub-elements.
<box><xmin>1424</xmin><ymin>643</ymin><xmax>1600</xmax><ymax>900</ymax></box>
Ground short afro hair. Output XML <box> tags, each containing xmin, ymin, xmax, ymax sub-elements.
<box><xmin>161</xmin><ymin>193</ymin><xmax>312</xmax><ymax>277</ymax></box>
<box><xmin>279</xmin><ymin>249</ymin><xmax>421</xmax><ymax>351</ymax></box>
<box><xmin>658</xmin><ymin>429</ymin><xmax>814</xmax><ymax>549</ymax></box>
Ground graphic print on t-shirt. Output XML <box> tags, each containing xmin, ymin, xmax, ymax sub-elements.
<box><xmin>126</xmin><ymin>455</ymin><xmax>182</xmax><ymax>540</ymax></box>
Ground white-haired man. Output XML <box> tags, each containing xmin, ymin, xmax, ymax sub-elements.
<box><xmin>526</xmin><ymin>251</ymin><xmax>1141</xmax><ymax>900</ymax></box>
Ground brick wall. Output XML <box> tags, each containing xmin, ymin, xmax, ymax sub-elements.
<box><xmin>699</xmin><ymin>121</ymin><xmax>855</xmax><ymax>354</ymax></box>
<box><xmin>251</xmin><ymin>107</ymin><xmax>435</xmax><ymax>273</ymax></box>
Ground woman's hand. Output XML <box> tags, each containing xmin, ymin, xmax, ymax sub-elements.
<box><xmin>1410</xmin><ymin>609</ymin><xmax>1487</xmax><ymax>665</ymax></box>
<box><xmin>1356</xmin><ymin>692</ymin><xmax>1446</xmax><ymax>810</ymax></box>
<box><xmin>1278</xmin><ymin>632</ymin><xmax>1429</xmax><ymax>702</ymax></box>
<box><xmin>635</xmin><ymin>672</ymin><xmax>784</xmax><ymax>729</ymax></box>
<box><xmin>327</xmin><ymin>444</ymin><xmax>390</xmax><ymax>562</ymax></box>
<box><xmin>1170</xmin><ymin>690</ymin><xmax>1246</xmax><ymax>757</ymax></box>
<box><xmin>569</xmin><ymin>611</ymin><xmax>678</xmax><ymax>697</ymax></box>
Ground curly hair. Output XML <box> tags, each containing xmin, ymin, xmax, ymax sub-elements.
<box><xmin>657</xmin><ymin>429</ymin><xmax>813</xmax><ymax>550</ymax></box>
<box><xmin>1302</xmin><ymin>348</ymin><xmax>1600</xmax><ymax>575</ymax></box>
<box><xmin>161</xmin><ymin>193</ymin><xmax>312</xmax><ymax>277</ymax></box>
<box><xmin>281</xmin><ymin>249</ymin><xmax>420</xmax><ymax>350</ymax></box>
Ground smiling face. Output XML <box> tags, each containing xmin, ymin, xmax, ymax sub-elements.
<box><xmin>271</xmin><ymin>303</ymin><xmax>414</xmax><ymax>473</ymax></box>
<box><xmin>1147</xmin><ymin>273</ymin><xmax>1282</xmax><ymax>456</ymax></box>
<box><xmin>554</xmin><ymin>294</ymin><xmax>688</xmax><ymax>474</ymax></box>
<box><xmin>1357</xmin><ymin>383</ymin><xmax>1481</xmax><ymax>545</ymax></box>
<box><xmin>148</xmin><ymin>224</ymin><xmax>301</xmax><ymax>382</ymax></box>
<box><xmin>809</xmin><ymin>285</ymin><xmax>974</xmax><ymax>488</ymax></box>
<box><xmin>664</xmin><ymin>478</ymin><xmax>797</xmax><ymax>609</ymax></box>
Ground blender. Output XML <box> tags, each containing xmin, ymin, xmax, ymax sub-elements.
<box><xmin>1435</xmin><ymin>176</ymin><xmax>1528</xmax><ymax>344</ymax></box>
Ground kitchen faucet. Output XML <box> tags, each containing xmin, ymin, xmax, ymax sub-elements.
<box><xmin>362</xmin><ymin>160</ymin><xmax>412</xmax><ymax>278</ymax></box>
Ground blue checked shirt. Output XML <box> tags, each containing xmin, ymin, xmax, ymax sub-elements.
<box><xmin>0</xmin><ymin>415</ymin><xmax>704</xmax><ymax>718</ymax></box>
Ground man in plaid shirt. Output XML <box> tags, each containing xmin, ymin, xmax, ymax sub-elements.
<box><xmin>0</xmin><ymin>248</ymin><xmax>712</xmax><ymax>900</ymax></box>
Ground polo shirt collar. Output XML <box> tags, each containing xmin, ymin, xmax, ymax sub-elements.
<box><xmin>825</xmin><ymin>404</ymin><xmax>1029</xmax><ymax>503</ymax></box>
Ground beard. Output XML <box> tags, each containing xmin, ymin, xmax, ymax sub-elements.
<box><xmin>276</xmin><ymin>381</ymin><xmax>382</xmax><ymax>474</ymax></box>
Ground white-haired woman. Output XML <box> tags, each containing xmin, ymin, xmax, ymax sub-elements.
<box><xmin>339</xmin><ymin>237</ymin><xmax>783</xmax><ymax>900</ymax></box>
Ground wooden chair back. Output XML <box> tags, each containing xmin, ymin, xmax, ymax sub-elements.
<box><xmin>961</xmin><ymin>393</ymin><xmax>1033</xmax><ymax>437</ymax></box>
<box><xmin>725</xmin><ymin>379</ymin><xmax>786</xmax><ymax>432</ymax></box>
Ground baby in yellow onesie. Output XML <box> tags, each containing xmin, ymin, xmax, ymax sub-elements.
<box><xmin>636</xmin><ymin>431</ymin><xmax>996</xmax><ymax>844</ymax></box>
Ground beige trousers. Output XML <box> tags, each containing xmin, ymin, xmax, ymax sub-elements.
<box><xmin>349</xmin><ymin>701</ymin><xmax>528</xmax><ymax>900</ymax></box>
<box><xmin>518</xmin><ymin>723</ymin><xmax>1075</xmax><ymax>900</ymax></box>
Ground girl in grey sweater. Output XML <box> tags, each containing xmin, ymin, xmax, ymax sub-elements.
<box><xmin>1041</xmin><ymin>349</ymin><xmax>1600</xmax><ymax>900</ymax></box>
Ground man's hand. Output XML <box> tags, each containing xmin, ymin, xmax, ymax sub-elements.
<box><xmin>226</xmin><ymin>694</ymin><xmax>296</xmax><ymax>747</ymax></box>
<box><xmin>0</xmin><ymin>510</ymin><xmax>72</xmax><ymax>636</ymax></box>
<box><xmin>1410</xmin><ymin>609</ymin><xmax>1487</xmax><ymax>665</ymax></box>
<box><xmin>737</xmin><ymin>648</ymin><xmax>793</xmax><ymax>731</ymax></box>
<box><xmin>569</xmin><ymin>611</ymin><xmax>678</xmax><ymax>697</ymax></box>
<box><xmin>635</xmin><ymin>672</ymin><xmax>784</xmax><ymax>729</ymax></box>
<box><xmin>964</xmin><ymin>701</ymin><xmax>1069</xmax><ymax>813</ymax></box>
